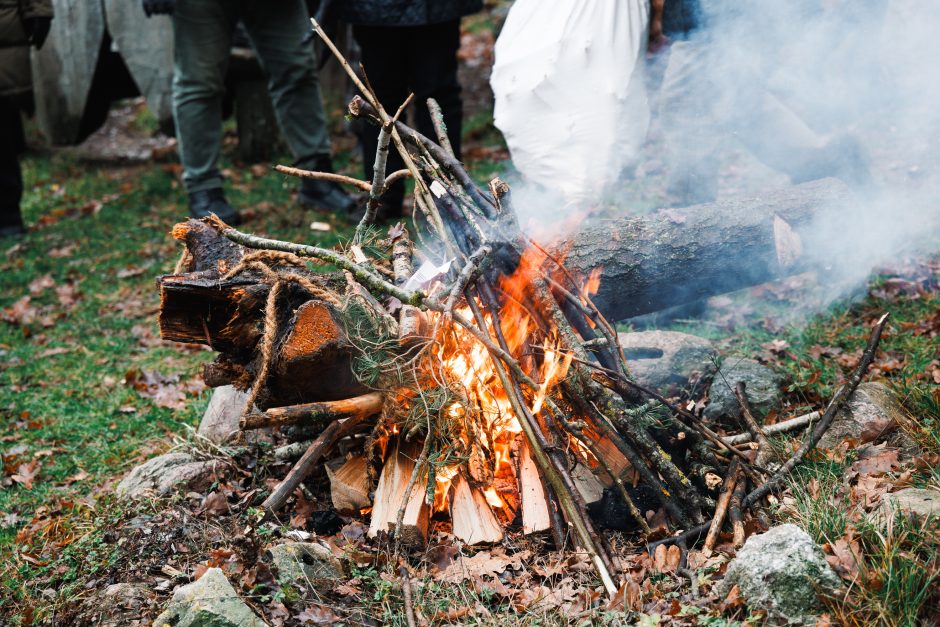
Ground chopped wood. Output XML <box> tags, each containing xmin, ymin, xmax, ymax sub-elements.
<box><xmin>450</xmin><ymin>474</ymin><xmax>504</xmax><ymax>545</ymax></box>
<box><xmin>570</xmin><ymin>463</ymin><xmax>605</xmax><ymax>506</ymax></box>
<box><xmin>369</xmin><ymin>441</ymin><xmax>430</xmax><ymax>545</ymax></box>
<box><xmin>518</xmin><ymin>441</ymin><xmax>551</xmax><ymax>534</ymax></box>
<box><xmin>327</xmin><ymin>455</ymin><xmax>371</xmax><ymax>514</ymax></box>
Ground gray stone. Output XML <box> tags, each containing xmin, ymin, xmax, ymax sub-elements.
<box><xmin>199</xmin><ymin>386</ymin><xmax>251</xmax><ymax>444</ymax></box>
<box><xmin>720</xmin><ymin>524</ymin><xmax>840</xmax><ymax>622</ymax></box>
<box><xmin>116</xmin><ymin>453</ymin><xmax>223</xmax><ymax>500</ymax></box>
<box><xmin>705</xmin><ymin>358</ymin><xmax>784</xmax><ymax>420</ymax></box>
<box><xmin>153</xmin><ymin>567</ymin><xmax>265</xmax><ymax>627</ymax></box>
<box><xmin>874</xmin><ymin>488</ymin><xmax>940</xmax><ymax>524</ymax></box>
<box><xmin>817</xmin><ymin>383</ymin><xmax>921</xmax><ymax>454</ymax></box>
<box><xmin>102</xmin><ymin>582</ymin><xmax>152</xmax><ymax>608</ymax></box>
<box><xmin>267</xmin><ymin>542</ymin><xmax>346</xmax><ymax>587</ymax></box>
<box><xmin>617</xmin><ymin>331</ymin><xmax>718</xmax><ymax>395</ymax></box>
<box><xmin>97</xmin><ymin>583</ymin><xmax>155</xmax><ymax>626</ymax></box>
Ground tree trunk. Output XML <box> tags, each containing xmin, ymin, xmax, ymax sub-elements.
<box><xmin>562</xmin><ymin>178</ymin><xmax>850</xmax><ymax>322</ymax></box>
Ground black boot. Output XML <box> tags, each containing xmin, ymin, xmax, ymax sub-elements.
<box><xmin>298</xmin><ymin>155</ymin><xmax>356</xmax><ymax>214</ymax></box>
<box><xmin>188</xmin><ymin>188</ymin><xmax>241</xmax><ymax>225</ymax></box>
<box><xmin>0</xmin><ymin>212</ymin><xmax>24</xmax><ymax>238</ymax></box>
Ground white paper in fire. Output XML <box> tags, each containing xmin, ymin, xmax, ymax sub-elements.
<box><xmin>491</xmin><ymin>0</ymin><xmax>651</xmax><ymax>206</ymax></box>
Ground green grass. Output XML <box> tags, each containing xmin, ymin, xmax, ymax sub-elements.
<box><xmin>0</xmin><ymin>145</ymin><xmax>357</xmax><ymax>616</ymax></box>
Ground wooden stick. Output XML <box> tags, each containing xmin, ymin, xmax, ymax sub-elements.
<box><xmin>400</xmin><ymin>565</ymin><xmax>417</xmax><ymax>627</ymax></box>
<box><xmin>426</xmin><ymin>97</ymin><xmax>455</xmax><ymax>159</ymax></box>
<box><xmin>240</xmin><ymin>393</ymin><xmax>384</xmax><ymax>430</ymax></box>
<box><xmin>358</xmin><ymin>94</ymin><xmax>414</xmax><ymax>238</ymax></box>
<box><xmin>701</xmin><ymin>460</ymin><xmax>740</xmax><ymax>556</ymax></box>
<box><xmin>729</xmin><ymin>478</ymin><xmax>746</xmax><ymax>548</ymax></box>
<box><xmin>733</xmin><ymin>382</ymin><xmax>773</xmax><ymax>468</ymax></box>
<box><xmin>274</xmin><ymin>165</ymin><xmax>372</xmax><ymax>191</ymax></box>
<box><xmin>262</xmin><ymin>412</ymin><xmax>373</xmax><ymax>513</ymax></box>
<box><xmin>722</xmin><ymin>410</ymin><xmax>821</xmax><ymax>445</ymax></box>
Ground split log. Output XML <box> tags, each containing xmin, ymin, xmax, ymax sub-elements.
<box><xmin>369</xmin><ymin>441</ymin><xmax>430</xmax><ymax>545</ymax></box>
<box><xmin>518</xmin><ymin>441</ymin><xmax>551</xmax><ymax>534</ymax></box>
<box><xmin>241</xmin><ymin>393</ymin><xmax>383</xmax><ymax>430</ymax></box>
<box><xmin>327</xmin><ymin>455</ymin><xmax>371</xmax><ymax>514</ymax></box>
<box><xmin>563</xmin><ymin>178</ymin><xmax>851</xmax><ymax>321</ymax></box>
<box><xmin>450</xmin><ymin>475</ymin><xmax>504</xmax><ymax>545</ymax></box>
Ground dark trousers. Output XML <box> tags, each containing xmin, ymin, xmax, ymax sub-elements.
<box><xmin>353</xmin><ymin>20</ymin><xmax>463</xmax><ymax>213</ymax></box>
<box><xmin>0</xmin><ymin>98</ymin><xmax>25</xmax><ymax>230</ymax></box>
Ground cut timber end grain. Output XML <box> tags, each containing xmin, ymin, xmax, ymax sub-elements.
<box><xmin>368</xmin><ymin>441</ymin><xmax>429</xmax><ymax>545</ymax></box>
<box><xmin>450</xmin><ymin>475</ymin><xmax>504</xmax><ymax>545</ymax></box>
<box><xmin>280</xmin><ymin>301</ymin><xmax>342</xmax><ymax>362</ymax></box>
<box><xmin>518</xmin><ymin>441</ymin><xmax>551</xmax><ymax>534</ymax></box>
<box><xmin>328</xmin><ymin>455</ymin><xmax>371</xmax><ymax>514</ymax></box>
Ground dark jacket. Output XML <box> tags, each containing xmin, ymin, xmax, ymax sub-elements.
<box><xmin>339</xmin><ymin>0</ymin><xmax>482</xmax><ymax>27</ymax></box>
<box><xmin>0</xmin><ymin>0</ymin><xmax>53</xmax><ymax>97</ymax></box>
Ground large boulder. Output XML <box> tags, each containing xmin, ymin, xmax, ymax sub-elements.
<box><xmin>153</xmin><ymin>567</ymin><xmax>265</xmax><ymax>627</ymax></box>
<box><xmin>116</xmin><ymin>452</ymin><xmax>223</xmax><ymax>500</ymax></box>
<box><xmin>267</xmin><ymin>542</ymin><xmax>347</xmax><ymax>587</ymax></box>
<box><xmin>618</xmin><ymin>331</ymin><xmax>718</xmax><ymax>396</ymax></box>
<box><xmin>720</xmin><ymin>524</ymin><xmax>840</xmax><ymax>622</ymax></box>
<box><xmin>817</xmin><ymin>382</ymin><xmax>921</xmax><ymax>454</ymax></box>
<box><xmin>705</xmin><ymin>358</ymin><xmax>784</xmax><ymax>420</ymax></box>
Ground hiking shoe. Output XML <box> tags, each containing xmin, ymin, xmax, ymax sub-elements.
<box><xmin>0</xmin><ymin>223</ymin><xmax>25</xmax><ymax>238</ymax></box>
<box><xmin>298</xmin><ymin>156</ymin><xmax>356</xmax><ymax>213</ymax></box>
<box><xmin>188</xmin><ymin>188</ymin><xmax>241</xmax><ymax>225</ymax></box>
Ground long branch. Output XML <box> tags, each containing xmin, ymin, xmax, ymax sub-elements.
<box><xmin>205</xmin><ymin>215</ymin><xmax>424</xmax><ymax>306</ymax></box>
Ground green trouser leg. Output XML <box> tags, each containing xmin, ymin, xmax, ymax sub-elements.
<box><xmin>240</xmin><ymin>0</ymin><xmax>331</xmax><ymax>170</ymax></box>
<box><xmin>172</xmin><ymin>0</ymin><xmax>331</xmax><ymax>194</ymax></box>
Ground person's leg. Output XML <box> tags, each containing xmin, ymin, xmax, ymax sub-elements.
<box><xmin>406</xmin><ymin>20</ymin><xmax>463</xmax><ymax>159</ymax></box>
<box><xmin>242</xmin><ymin>0</ymin><xmax>353</xmax><ymax>212</ymax></box>
<box><xmin>241</xmin><ymin>0</ymin><xmax>329</xmax><ymax>162</ymax></box>
<box><xmin>353</xmin><ymin>24</ymin><xmax>410</xmax><ymax>214</ymax></box>
<box><xmin>659</xmin><ymin>41</ymin><xmax>721</xmax><ymax>205</ymax></box>
<box><xmin>0</xmin><ymin>99</ymin><xmax>25</xmax><ymax>235</ymax></box>
<box><xmin>172</xmin><ymin>0</ymin><xmax>236</xmax><ymax>194</ymax></box>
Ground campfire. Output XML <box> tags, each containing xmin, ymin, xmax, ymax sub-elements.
<box><xmin>155</xmin><ymin>22</ymin><xmax>889</xmax><ymax>597</ymax></box>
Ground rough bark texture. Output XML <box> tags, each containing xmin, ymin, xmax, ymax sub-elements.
<box><xmin>563</xmin><ymin>178</ymin><xmax>850</xmax><ymax>321</ymax></box>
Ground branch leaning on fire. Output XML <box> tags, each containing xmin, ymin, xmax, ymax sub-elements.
<box><xmin>167</xmin><ymin>21</ymin><xmax>892</xmax><ymax>598</ymax></box>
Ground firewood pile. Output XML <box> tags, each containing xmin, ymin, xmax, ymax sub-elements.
<box><xmin>156</xmin><ymin>22</ymin><xmax>889</xmax><ymax>597</ymax></box>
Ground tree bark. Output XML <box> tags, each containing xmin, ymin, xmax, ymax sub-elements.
<box><xmin>562</xmin><ymin>178</ymin><xmax>850</xmax><ymax>322</ymax></box>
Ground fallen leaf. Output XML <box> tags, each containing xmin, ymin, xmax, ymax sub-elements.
<box><xmin>296</xmin><ymin>604</ymin><xmax>342</xmax><ymax>624</ymax></box>
<box><xmin>435</xmin><ymin>549</ymin><xmax>531</xmax><ymax>584</ymax></box>
<box><xmin>852</xmin><ymin>446</ymin><xmax>900</xmax><ymax>476</ymax></box>
<box><xmin>652</xmin><ymin>543</ymin><xmax>682</xmax><ymax>573</ymax></box>
<box><xmin>826</xmin><ymin>536</ymin><xmax>862</xmax><ymax>580</ymax></box>
<box><xmin>606</xmin><ymin>578</ymin><xmax>642</xmax><ymax>611</ymax></box>
<box><xmin>11</xmin><ymin>460</ymin><xmax>41</xmax><ymax>490</ymax></box>
<box><xmin>28</xmin><ymin>274</ymin><xmax>55</xmax><ymax>295</ymax></box>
